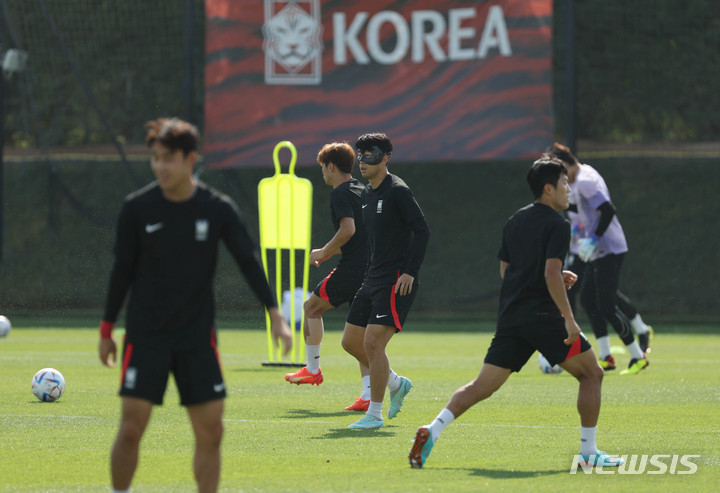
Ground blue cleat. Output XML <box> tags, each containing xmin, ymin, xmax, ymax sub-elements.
<box><xmin>409</xmin><ymin>426</ymin><xmax>434</xmax><ymax>468</ymax></box>
<box><xmin>348</xmin><ymin>414</ymin><xmax>384</xmax><ymax>429</ymax></box>
<box><xmin>577</xmin><ymin>450</ymin><xmax>625</xmax><ymax>467</ymax></box>
<box><xmin>388</xmin><ymin>377</ymin><xmax>413</xmax><ymax>419</ymax></box>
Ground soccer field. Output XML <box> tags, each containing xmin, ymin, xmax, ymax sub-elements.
<box><xmin>1</xmin><ymin>324</ymin><xmax>718</xmax><ymax>492</ymax></box>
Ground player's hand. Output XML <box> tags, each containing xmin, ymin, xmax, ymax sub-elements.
<box><xmin>99</xmin><ymin>337</ymin><xmax>117</xmax><ymax>368</ymax></box>
<box><xmin>577</xmin><ymin>236</ymin><xmax>598</xmax><ymax>262</ymax></box>
<box><xmin>269</xmin><ymin>308</ymin><xmax>293</xmax><ymax>356</ymax></box>
<box><xmin>309</xmin><ymin>248</ymin><xmax>330</xmax><ymax>267</ymax></box>
<box><xmin>394</xmin><ymin>273</ymin><xmax>415</xmax><ymax>296</ymax></box>
<box><xmin>562</xmin><ymin>270</ymin><xmax>578</xmax><ymax>290</ymax></box>
<box><xmin>563</xmin><ymin>319</ymin><xmax>582</xmax><ymax>346</ymax></box>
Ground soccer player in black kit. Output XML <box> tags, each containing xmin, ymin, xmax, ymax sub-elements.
<box><xmin>409</xmin><ymin>157</ymin><xmax>624</xmax><ymax>469</ymax></box>
<box><xmin>342</xmin><ymin>133</ymin><xmax>430</xmax><ymax>429</ymax></box>
<box><xmin>98</xmin><ymin>118</ymin><xmax>292</xmax><ymax>493</ymax></box>
<box><xmin>284</xmin><ymin>142</ymin><xmax>372</xmax><ymax>412</ymax></box>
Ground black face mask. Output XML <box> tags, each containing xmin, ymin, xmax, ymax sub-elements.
<box><xmin>356</xmin><ymin>146</ymin><xmax>387</xmax><ymax>166</ymax></box>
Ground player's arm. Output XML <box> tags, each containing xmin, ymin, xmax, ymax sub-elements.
<box><xmin>545</xmin><ymin>257</ymin><xmax>580</xmax><ymax>345</ymax></box>
<box><xmin>396</xmin><ymin>188</ymin><xmax>430</xmax><ymax>295</ymax></box>
<box><xmin>310</xmin><ymin>216</ymin><xmax>355</xmax><ymax>266</ymax></box>
<box><xmin>99</xmin><ymin>204</ymin><xmax>137</xmax><ymax>367</ymax></box>
<box><xmin>223</xmin><ymin>202</ymin><xmax>292</xmax><ymax>355</ymax></box>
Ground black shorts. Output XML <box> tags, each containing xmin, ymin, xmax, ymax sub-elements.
<box><xmin>346</xmin><ymin>279</ymin><xmax>419</xmax><ymax>331</ymax></box>
<box><xmin>484</xmin><ymin>319</ymin><xmax>592</xmax><ymax>372</ymax></box>
<box><xmin>313</xmin><ymin>265</ymin><xmax>365</xmax><ymax>307</ymax></box>
<box><xmin>119</xmin><ymin>338</ymin><xmax>226</xmax><ymax>406</ymax></box>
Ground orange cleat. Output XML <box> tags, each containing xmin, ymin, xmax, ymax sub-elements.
<box><xmin>285</xmin><ymin>367</ymin><xmax>323</xmax><ymax>386</ymax></box>
<box><xmin>344</xmin><ymin>397</ymin><xmax>370</xmax><ymax>412</ymax></box>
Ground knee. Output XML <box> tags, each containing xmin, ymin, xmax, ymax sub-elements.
<box><xmin>303</xmin><ymin>299</ymin><xmax>321</xmax><ymax>319</ymax></box>
<box><xmin>118</xmin><ymin>418</ymin><xmax>146</xmax><ymax>444</ymax></box>
<box><xmin>341</xmin><ymin>336</ymin><xmax>360</xmax><ymax>356</ymax></box>
<box><xmin>197</xmin><ymin>421</ymin><xmax>224</xmax><ymax>448</ymax></box>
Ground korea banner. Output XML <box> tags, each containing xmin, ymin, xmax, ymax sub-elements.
<box><xmin>204</xmin><ymin>0</ymin><xmax>553</xmax><ymax>168</ymax></box>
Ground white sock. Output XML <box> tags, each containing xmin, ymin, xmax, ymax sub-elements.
<box><xmin>429</xmin><ymin>408</ymin><xmax>455</xmax><ymax>443</ymax></box>
<box><xmin>112</xmin><ymin>490</ymin><xmax>130</xmax><ymax>493</ymax></box>
<box><xmin>387</xmin><ymin>369</ymin><xmax>401</xmax><ymax>391</ymax></box>
<box><xmin>367</xmin><ymin>401</ymin><xmax>383</xmax><ymax>419</ymax></box>
<box><xmin>627</xmin><ymin>340</ymin><xmax>645</xmax><ymax>360</ymax></box>
<box><xmin>360</xmin><ymin>375</ymin><xmax>371</xmax><ymax>400</ymax></box>
<box><xmin>305</xmin><ymin>345</ymin><xmax>321</xmax><ymax>373</ymax></box>
<box><xmin>580</xmin><ymin>426</ymin><xmax>597</xmax><ymax>456</ymax></box>
<box><xmin>597</xmin><ymin>336</ymin><xmax>611</xmax><ymax>359</ymax></box>
<box><xmin>630</xmin><ymin>314</ymin><xmax>649</xmax><ymax>335</ymax></box>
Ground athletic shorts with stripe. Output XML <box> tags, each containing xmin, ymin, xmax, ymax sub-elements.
<box><xmin>312</xmin><ymin>265</ymin><xmax>366</xmax><ymax>308</ymax></box>
<box><xmin>119</xmin><ymin>338</ymin><xmax>226</xmax><ymax>405</ymax></box>
<box><xmin>484</xmin><ymin>319</ymin><xmax>592</xmax><ymax>372</ymax></box>
<box><xmin>346</xmin><ymin>277</ymin><xmax>419</xmax><ymax>332</ymax></box>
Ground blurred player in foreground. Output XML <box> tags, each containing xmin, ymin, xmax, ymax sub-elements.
<box><xmin>409</xmin><ymin>157</ymin><xmax>624</xmax><ymax>469</ymax></box>
<box><xmin>548</xmin><ymin>143</ymin><xmax>651</xmax><ymax>374</ymax></box>
<box><xmin>284</xmin><ymin>142</ymin><xmax>373</xmax><ymax>411</ymax></box>
<box><xmin>343</xmin><ymin>133</ymin><xmax>430</xmax><ymax>429</ymax></box>
<box><xmin>98</xmin><ymin>118</ymin><xmax>291</xmax><ymax>493</ymax></box>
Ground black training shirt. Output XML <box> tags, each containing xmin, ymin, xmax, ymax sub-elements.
<box><xmin>496</xmin><ymin>202</ymin><xmax>570</xmax><ymax>329</ymax></box>
<box><xmin>361</xmin><ymin>174</ymin><xmax>429</xmax><ymax>284</ymax></box>
<box><xmin>329</xmin><ymin>179</ymin><xmax>368</xmax><ymax>273</ymax></box>
<box><xmin>103</xmin><ymin>181</ymin><xmax>275</xmax><ymax>347</ymax></box>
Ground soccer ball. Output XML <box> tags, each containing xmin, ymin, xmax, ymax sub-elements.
<box><xmin>31</xmin><ymin>368</ymin><xmax>66</xmax><ymax>402</ymax></box>
<box><xmin>0</xmin><ymin>315</ymin><xmax>10</xmax><ymax>337</ymax></box>
<box><xmin>538</xmin><ymin>353</ymin><xmax>563</xmax><ymax>374</ymax></box>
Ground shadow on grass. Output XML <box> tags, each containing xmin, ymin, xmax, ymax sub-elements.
<box><xmin>437</xmin><ymin>467</ymin><xmax>568</xmax><ymax>478</ymax></box>
<box><xmin>283</xmin><ymin>408</ymin><xmax>350</xmax><ymax>419</ymax></box>
<box><xmin>314</xmin><ymin>427</ymin><xmax>396</xmax><ymax>439</ymax></box>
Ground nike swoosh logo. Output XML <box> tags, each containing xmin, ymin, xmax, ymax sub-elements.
<box><xmin>213</xmin><ymin>383</ymin><xmax>225</xmax><ymax>392</ymax></box>
<box><xmin>145</xmin><ymin>222</ymin><xmax>163</xmax><ymax>233</ymax></box>
<box><xmin>362</xmin><ymin>204</ymin><xmax>368</xmax><ymax>208</ymax></box>
<box><xmin>375</xmin><ymin>314</ymin><xmax>388</xmax><ymax>318</ymax></box>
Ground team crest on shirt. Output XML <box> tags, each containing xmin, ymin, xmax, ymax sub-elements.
<box><xmin>195</xmin><ymin>219</ymin><xmax>209</xmax><ymax>241</ymax></box>
<box><xmin>376</xmin><ymin>200</ymin><xmax>383</xmax><ymax>213</ymax></box>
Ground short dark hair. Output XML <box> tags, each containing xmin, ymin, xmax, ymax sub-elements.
<box><xmin>355</xmin><ymin>132</ymin><xmax>393</xmax><ymax>154</ymax></box>
<box><xmin>317</xmin><ymin>142</ymin><xmax>355</xmax><ymax>174</ymax></box>
<box><xmin>546</xmin><ymin>142</ymin><xmax>578</xmax><ymax>167</ymax></box>
<box><xmin>526</xmin><ymin>157</ymin><xmax>567</xmax><ymax>199</ymax></box>
<box><xmin>145</xmin><ymin>118</ymin><xmax>199</xmax><ymax>156</ymax></box>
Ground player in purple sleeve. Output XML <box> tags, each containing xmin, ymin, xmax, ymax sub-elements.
<box><xmin>343</xmin><ymin>133</ymin><xmax>430</xmax><ymax>429</ymax></box>
<box><xmin>565</xmin><ymin>210</ymin><xmax>654</xmax><ymax>357</ymax></box>
<box><xmin>548</xmin><ymin>143</ymin><xmax>651</xmax><ymax>375</ymax></box>
<box><xmin>98</xmin><ymin>118</ymin><xmax>292</xmax><ymax>493</ymax></box>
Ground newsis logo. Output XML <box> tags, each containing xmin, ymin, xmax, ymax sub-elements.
<box><xmin>570</xmin><ymin>454</ymin><xmax>700</xmax><ymax>475</ymax></box>
<box><xmin>262</xmin><ymin>2</ymin><xmax>513</xmax><ymax>85</ymax></box>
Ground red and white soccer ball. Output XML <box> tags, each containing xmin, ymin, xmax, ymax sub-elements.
<box><xmin>538</xmin><ymin>353</ymin><xmax>563</xmax><ymax>374</ymax></box>
<box><xmin>31</xmin><ymin>368</ymin><xmax>66</xmax><ymax>402</ymax></box>
<box><xmin>0</xmin><ymin>315</ymin><xmax>11</xmax><ymax>337</ymax></box>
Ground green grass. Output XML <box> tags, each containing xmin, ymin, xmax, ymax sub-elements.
<box><xmin>1</xmin><ymin>324</ymin><xmax>719</xmax><ymax>492</ymax></box>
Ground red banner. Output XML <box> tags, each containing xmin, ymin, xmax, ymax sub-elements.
<box><xmin>204</xmin><ymin>0</ymin><xmax>553</xmax><ymax>168</ymax></box>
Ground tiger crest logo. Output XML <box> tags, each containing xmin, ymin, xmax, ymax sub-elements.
<box><xmin>262</xmin><ymin>0</ymin><xmax>323</xmax><ymax>85</ymax></box>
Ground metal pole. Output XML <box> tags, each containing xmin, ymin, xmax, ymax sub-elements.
<box><xmin>564</xmin><ymin>0</ymin><xmax>577</xmax><ymax>152</ymax></box>
<box><xmin>183</xmin><ymin>0</ymin><xmax>195</xmax><ymax>124</ymax></box>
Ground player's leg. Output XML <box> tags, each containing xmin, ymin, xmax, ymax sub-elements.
<box><xmin>559</xmin><ymin>349</ymin><xmax>603</xmax><ymax>427</ymax></box>
<box><xmin>580</xmin><ymin>262</ymin><xmax>615</xmax><ymax>369</ymax></box>
<box><xmin>594</xmin><ymin>254</ymin><xmax>648</xmax><ymax>374</ymax></box>
<box><xmin>565</xmin><ymin>254</ymin><xmax>587</xmax><ymax>314</ymax></box>
<box><xmin>409</xmin><ymin>363</ymin><xmax>512</xmax><ymax>468</ymax></box>
<box><xmin>616</xmin><ymin>290</ymin><xmax>653</xmax><ymax>352</ymax></box>
<box><xmin>187</xmin><ymin>399</ymin><xmax>224</xmax><ymax>493</ymax></box>
<box><xmin>560</xmin><ymin>347</ymin><xmax>623</xmax><ymax>467</ymax></box>
<box><xmin>285</xmin><ymin>294</ymin><xmax>333</xmax><ymax>385</ymax></box>
<box><xmin>111</xmin><ymin>396</ymin><xmax>153</xmax><ymax>490</ymax></box>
